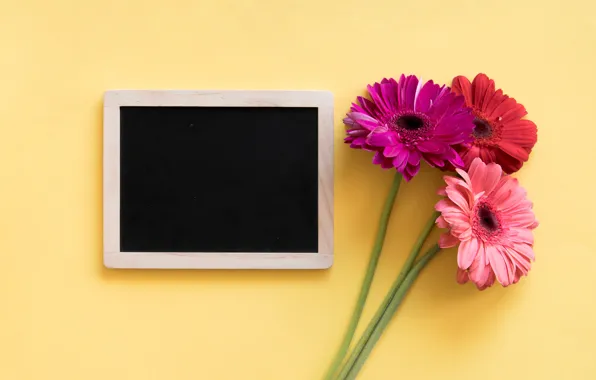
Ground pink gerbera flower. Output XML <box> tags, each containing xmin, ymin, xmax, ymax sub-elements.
<box><xmin>451</xmin><ymin>73</ymin><xmax>538</xmax><ymax>174</ymax></box>
<box><xmin>344</xmin><ymin>75</ymin><xmax>475</xmax><ymax>181</ymax></box>
<box><xmin>435</xmin><ymin>157</ymin><xmax>538</xmax><ymax>290</ymax></box>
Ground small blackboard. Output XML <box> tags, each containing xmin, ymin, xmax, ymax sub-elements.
<box><xmin>103</xmin><ymin>90</ymin><xmax>334</xmax><ymax>269</ymax></box>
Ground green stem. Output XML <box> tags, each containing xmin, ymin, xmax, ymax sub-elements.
<box><xmin>322</xmin><ymin>173</ymin><xmax>402</xmax><ymax>380</ymax></box>
<box><xmin>336</xmin><ymin>212</ymin><xmax>439</xmax><ymax>379</ymax></box>
<box><xmin>342</xmin><ymin>244</ymin><xmax>442</xmax><ymax>380</ymax></box>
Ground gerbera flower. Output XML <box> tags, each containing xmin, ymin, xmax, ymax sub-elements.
<box><xmin>451</xmin><ymin>73</ymin><xmax>538</xmax><ymax>174</ymax></box>
<box><xmin>344</xmin><ymin>75</ymin><xmax>475</xmax><ymax>181</ymax></box>
<box><xmin>435</xmin><ymin>157</ymin><xmax>538</xmax><ymax>290</ymax></box>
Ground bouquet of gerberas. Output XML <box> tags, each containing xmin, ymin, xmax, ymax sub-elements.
<box><xmin>322</xmin><ymin>74</ymin><xmax>538</xmax><ymax>379</ymax></box>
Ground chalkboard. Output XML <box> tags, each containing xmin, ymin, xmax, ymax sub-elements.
<box><xmin>103</xmin><ymin>90</ymin><xmax>334</xmax><ymax>269</ymax></box>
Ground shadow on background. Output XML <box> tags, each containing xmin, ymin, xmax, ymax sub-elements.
<box><xmin>94</xmin><ymin>100</ymin><xmax>332</xmax><ymax>286</ymax></box>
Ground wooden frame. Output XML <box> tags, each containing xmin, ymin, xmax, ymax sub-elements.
<box><xmin>103</xmin><ymin>90</ymin><xmax>334</xmax><ymax>269</ymax></box>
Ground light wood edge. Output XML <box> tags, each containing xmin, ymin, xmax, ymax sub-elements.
<box><xmin>103</xmin><ymin>90</ymin><xmax>334</xmax><ymax>270</ymax></box>
<box><xmin>104</xmin><ymin>252</ymin><xmax>333</xmax><ymax>269</ymax></box>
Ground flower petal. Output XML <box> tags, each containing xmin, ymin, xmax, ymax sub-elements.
<box><xmin>415</xmin><ymin>80</ymin><xmax>440</xmax><ymax>113</ymax></box>
<box><xmin>513</xmin><ymin>243</ymin><xmax>535</xmax><ymax>261</ymax></box>
<box><xmin>505</xmin><ymin>246</ymin><xmax>532</xmax><ymax>273</ymax></box>
<box><xmin>477</xmin><ymin>271</ymin><xmax>496</xmax><ymax>290</ymax></box>
<box><xmin>347</xmin><ymin>112</ymin><xmax>380</xmax><ymax>130</ymax></box>
<box><xmin>343</xmin><ymin>116</ymin><xmax>356</xmax><ymax>127</ymax></box>
<box><xmin>435</xmin><ymin>198</ymin><xmax>459</xmax><ymax>213</ymax></box>
<box><xmin>488</xmin><ymin>97</ymin><xmax>522</xmax><ymax>121</ymax></box>
<box><xmin>367</xmin><ymin>131</ymin><xmax>398</xmax><ymax>147</ymax></box>
<box><xmin>444</xmin><ymin>175</ymin><xmax>471</xmax><ymax>192</ymax></box>
<box><xmin>436</xmin><ymin>215</ymin><xmax>449</xmax><ymax>229</ymax></box>
<box><xmin>505</xmin><ymin>210</ymin><xmax>538</xmax><ymax>228</ymax></box>
<box><xmin>418</xmin><ymin>141</ymin><xmax>448</xmax><ymax>154</ymax></box>
<box><xmin>490</xmin><ymin>176</ymin><xmax>514</xmax><ymax>206</ymax></box>
<box><xmin>501</xmin><ymin>120</ymin><xmax>538</xmax><ymax>147</ymax></box>
<box><xmin>468</xmin><ymin>158</ymin><xmax>502</xmax><ymax>195</ymax></box>
<box><xmin>476</xmin><ymin>241</ymin><xmax>488</xmax><ymax>266</ymax></box>
<box><xmin>502</xmin><ymin>249</ymin><xmax>515</xmax><ymax>284</ymax></box>
<box><xmin>445</xmin><ymin>186</ymin><xmax>471</xmax><ymax>213</ymax></box>
<box><xmin>392</xmin><ymin>150</ymin><xmax>409</xmax><ymax>171</ymax></box>
<box><xmin>413</xmin><ymin>77</ymin><xmax>424</xmax><ymax>111</ymax></box>
<box><xmin>403</xmin><ymin>163</ymin><xmax>420</xmax><ymax>181</ymax></box>
<box><xmin>481</xmin><ymin>79</ymin><xmax>497</xmax><ymax>113</ymax></box>
<box><xmin>500</xmin><ymin>100</ymin><xmax>527</xmax><ymax>123</ymax></box>
<box><xmin>483</xmin><ymin>88</ymin><xmax>506</xmax><ymax>117</ymax></box>
<box><xmin>372</xmin><ymin>151</ymin><xmax>385</xmax><ymax>165</ymax></box>
<box><xmin>380</xmin><ymin>157</ymin><xmax>394</xmax><ymax>169</ymax></box>
<box><xmin>458</xmin><ymin>237</ymin><xmax>479</xmax><ymax>269</ymax></box>
<box><xmin>367</xmin><ymin>83</ymin><xmax>390</xmax><ymax>114</ymax></box>
<box><xmin>402</xmin><ymin>75</ymin><xmax>419</xmax><ymax>110</ymax></box>
<box><xmin>509</xmin><ymin>228</ymin><xmax>534</xmax><ymax>244</ymax></box>
<box><xmin>467</xmin><ymin>157</ymin><xmax>485</xmax><ymax>181</ymax></box>
<box><xmin>498</xmin><ymin>141</ymin><xmax>530</xmax><ymax>161</ymax></box>
<box><xmin>459</xmin><ymin>227</ymin><xmax>472</xmax><ymax>240</ymax></box>
<box><xmin>346</xmin><ymin>129</ymin><xmax>369</xmax><ymax>137</ymax></box>
<box><xmin>448</xmin><ymin>151</ymin><xmax>465</xmax><ymax>169</ymax></box>
<box><xmin>469</xmin><ymin>254</ymin><xmax>491</xmax><ymax>287</ymax></box>
<box><xmin>380</xmin><ymin>81</ymin><xmax>398</xmax><ymax>112</ymax></box>
<box><xmin>348</xmin><ymin>137</ymin><xmax>367</xmax><ymax>148</ymax></box>
<box><xmin>512</xmin><ymin>267</ymin><xmax>525</xmax><ymax>284</ymax></box>
<box><xmin>423</xmin><ymin>154</ymin><xmax>446</xmax><ymax>168</ymax></box>
<box><xmin>487</xmin><ymin>245</ymin><xmax>511</xmax><ymax>286</ymax></box>
<box><xmin>452</xmin><ymin>75</ymin><xmax>473</xmax><ymax>107</ymax></box>
<box><xmin>439</xmin><ymin>232</ymin><xmax>459</xmax><ymax>248</ymax></box>
<box><xmin>471</xmin><ymin>73</ymin><xmax>494</xmax><ymax>112</ymax></box>
<box><xmin>455</xmin><ymin>168</ymin><xmax>472</xmax><ymax>187</ymax></box>
<box><xmin>408</xmin><ymin>149</ymin><xmax>421</xmax><ymax>167</ymax></box>
<box><xmin>355</xmin><ymin>96</ymin><xmax>381</xmax><ymax>117</ymax></box>
<box><xmin>482</xmin><ymin>163</ymin><xmax>503</xmax><ymax>195</ymax></box>
<box><xmin>383</xmin><ymin>145</ymin><xmax>401</xmax><ymax>157</ymax></box>
<box><xmin>456</xmin><ymin>268</ymin><xmax>469</xmax><ymax>284</ymax></box>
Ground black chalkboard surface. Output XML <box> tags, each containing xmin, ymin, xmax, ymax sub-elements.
<box><xmin>119</xmin><ymin>106</ymin><xmax>319</xmax><ymax>254</ymax></box>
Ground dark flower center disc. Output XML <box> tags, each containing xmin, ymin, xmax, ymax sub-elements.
<box><xmin>473</xmin><ymin>117</ymin><xmax>493</xmax><ymax>138</ymax></box>
<box><xmin>396</xmin><ymin>115</ymin><xmax>425</xmax><ymax>130</ymax></box>
<box><xmin>478</xmin><ymin>205</ymin><xmax>499</xmax><ymax>231</ymax></box>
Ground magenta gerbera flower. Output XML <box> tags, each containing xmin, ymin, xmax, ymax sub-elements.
<box><xmin>344</xmin><ymin>75</ymin><xmax>475</xmax><ymax>181</ymax></box>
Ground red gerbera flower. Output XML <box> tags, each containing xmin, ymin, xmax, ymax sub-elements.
<box><xmin>451</xmin><ymin>73</ymin><xmax>537</xmax><ymax>174</ymax></box>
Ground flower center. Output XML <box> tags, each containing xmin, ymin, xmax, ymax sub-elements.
<box><xmin>472</xmin><ymin>117</ymin><xmax>493</xmax><ymax>138</ymax></box>
<box><xmin>477</xmin><ymin>205</ymin><xmax>499</xmax><ymax>232</ymax></box>
<box><xmin>472</xmin><ymin>202</ymin><xmax>504</xmax><ymax>244</ymax></box>
<box><xmin>396</xmin><ymin>114</ymin><xmax>425</xmax><ymax>131</ymax></box>
<box><xmin>386</xmin><ymin>111</ymin><xmax>433</xmax><ymax>146</ymax></box>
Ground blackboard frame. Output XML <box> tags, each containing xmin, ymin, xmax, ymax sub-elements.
<box><xmin>103</xmin><ymin>90</ymin><xmax>334</xmax><ymax>269</ymax></box>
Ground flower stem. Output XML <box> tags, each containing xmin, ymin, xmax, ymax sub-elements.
<box><xmin>322</xmin><ymin>172</ymin><xmax>402</xmax><ymax>380</ymax></box>
<box><xmin>335</xmin><ymin>212</ymin><xmax>439</xmax><ymax>379</ymax></box>
<box><xmin>341</xmin><ymin>244</ymin><xmax>442</xmax><ymax>380</ymax></box>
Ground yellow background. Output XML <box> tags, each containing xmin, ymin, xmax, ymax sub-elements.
<box><xmin>1</xmin><ymin>0</ymin><xmax>595</xmax><ymax>379</ymax></box>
